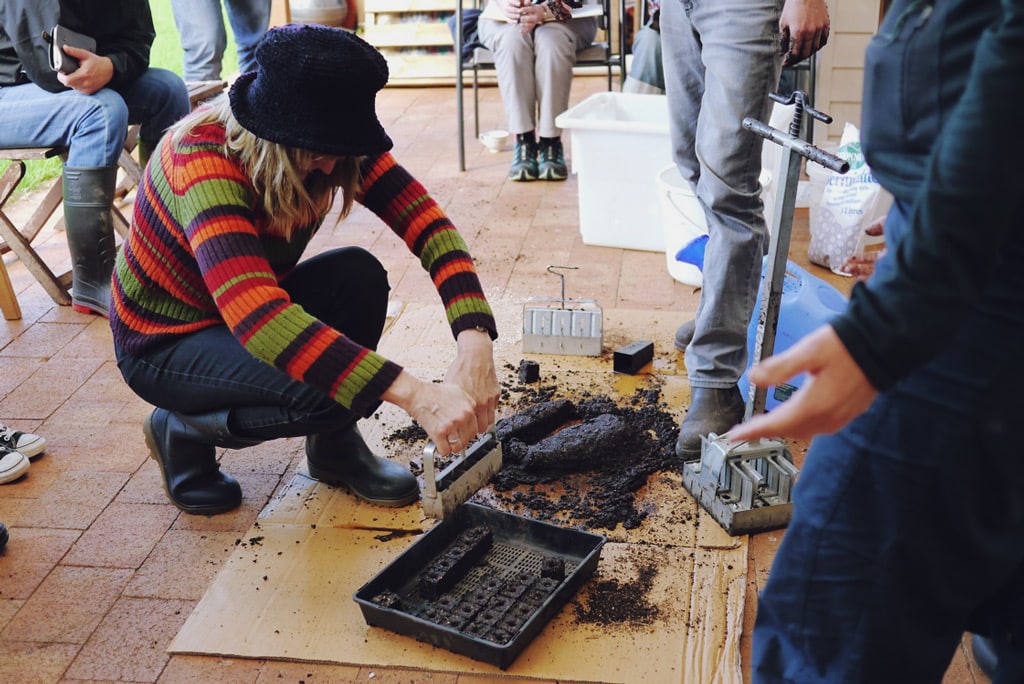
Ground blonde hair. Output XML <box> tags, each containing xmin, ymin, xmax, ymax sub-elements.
<box><xmin>168</xmin><ymin>96</ymin><xmax>362</xmax><ymax>238</ymax></box>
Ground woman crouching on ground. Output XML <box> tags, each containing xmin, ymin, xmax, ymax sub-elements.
<box><xmin>109</xmin><ymin>24</ymin><xmax>500</xmax><ymax>515</ymax></box>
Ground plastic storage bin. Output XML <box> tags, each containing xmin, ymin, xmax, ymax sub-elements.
<box><xmin>738</xmin><ymin>258</ymin><xmax>848</xmax><ymax>410</ymax></box>
<box><xmin>555</xmin><ymin>92</ymin><xmax>672</xmax><ymax>252</ymax></box>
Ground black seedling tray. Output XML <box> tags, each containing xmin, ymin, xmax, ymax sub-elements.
<box><xmin>353</xmin><ymin>502</ymin><xmax>605</xmax><ymax>669</ymax></box>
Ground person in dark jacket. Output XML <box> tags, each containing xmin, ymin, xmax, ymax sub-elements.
<box><xmin>729</xmin><ymin>1</ymin><xmax>1024</xmax><ymax>680</ymax></box>
<box><xmin>0</xmin><ymin>0</ymin><xmax>189</xmax><ymax>317</ymax></box>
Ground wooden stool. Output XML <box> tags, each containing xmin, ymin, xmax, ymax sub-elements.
<box><xmin>0</xmin><ymin>147</ymin><xmax>73</xmax><ymax>316</ymax></box>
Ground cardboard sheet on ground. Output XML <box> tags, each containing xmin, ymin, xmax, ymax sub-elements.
<box><xmin>170</xmin><ymin>303</ymin><xmax>748</xmax><ymax>682</ymax></box>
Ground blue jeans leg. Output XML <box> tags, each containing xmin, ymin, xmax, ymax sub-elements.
<box><xmin>115</xmin><ymin>247</ymin><xmax>392</xmax><ymax>439</ymax></box>
<box><xmin>0</xmin><ymin>83</ymin><xmax>128</xmax><ymax>166</ymax></box>
<box><xmin>119</xmin><ymin>68</ymin><xmax>191</xmax><ymax>146</ymax></box>
<box><xmin>660</xmin><ymin>0</ymin><xmax>781</xmax><ymax>387</ymax></box>
<box><xmin>224</xmin><ymin>0</ymin><xmax>272</xmax><ymax>75</ymax></box>
<box><xmin>172</xmin><ymin>0</ymin><xmax>229</xmax><ymax>81</ymax></box>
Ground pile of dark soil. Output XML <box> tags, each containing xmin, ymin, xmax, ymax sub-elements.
<box><xmin>385</xmin><ymin>361</ymin><xmax>684</xmax><ymax>532</ymax></box>
<box><xmin>482</xmin><ymin>372</ymin><xmax>684</xmax><ymax>531</ymax></box>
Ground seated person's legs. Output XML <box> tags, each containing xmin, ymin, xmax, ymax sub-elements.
<box><xmin>533</xmin><ymin>21</ymin><xmax>594</xmax><ymax>181</ymax></box>
<box><xmin>0</xmin><ymin>83</ymin><xmax>128</xmax><ymax>317</ymax></box>
<box><xmin>478</xmin><ymin>20</ymin><xmax>541</xmax><ymax>181</ymax></box>
<box><xmin>118</xmin><ymin>67</ymin><xmax>191</xmax><ymax>165</ymax></box>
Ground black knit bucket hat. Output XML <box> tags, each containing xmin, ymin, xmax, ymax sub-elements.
<box><xmin>229</xmin><ymin>24</ymin><xmax>393</xmax><ymax>156</ymax></box>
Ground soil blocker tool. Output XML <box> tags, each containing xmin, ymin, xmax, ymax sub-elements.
<box><xmin>522</xmin><ymin>265</ymin><xmax>603</xmax><ymax>356</ymax></box>
<box><xmin>680</xmin><ymin>91</ymin><xmax>850</xmax><ymax>535</ymax></box>
<box><xmin>422</xmin><ymin>428</ymin><xmax>503</xmax><ymax>519</ymax></box>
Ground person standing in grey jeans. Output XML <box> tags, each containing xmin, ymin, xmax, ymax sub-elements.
<box><xmin>660</xmin><ymin>0</ymin><xmax>829</xmax><ymax>456</ymax></box>
<box><xmin>171</xmin><ymin>0</ymin><xmax>271</xmax><ymax>81</ymax></box>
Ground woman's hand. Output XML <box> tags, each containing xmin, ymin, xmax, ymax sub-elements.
<box><xmin>727</xmin><ymin>325</ymin><xmax>878</xmax><ymax>443</ymax></box>
<box><xmin>446</xmin><ymin>327</ymin><xmax>501</xmax><ymax>433</ymax></box>
<box><xmin>383</xmin><ymin>372</ymin><xmax>482</xmax><ymax>456</ymax></box>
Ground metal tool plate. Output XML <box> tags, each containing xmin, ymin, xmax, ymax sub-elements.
<box><xmin>680</xmin><ymin>433</ymin><xmax>799</xmax><ymax>536</ymax></box>
<box><xmin>422</xmin><ymin>430</ymin><xmax>503</xmax><ymax>520</ymax></box>
<box><xmin>522</xmin><ymin>297</ymin><xmax>603</xmax><ymax>356</ymax></box>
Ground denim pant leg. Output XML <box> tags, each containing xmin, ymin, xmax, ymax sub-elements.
<box><xmin>117</xmin><ymin>69</ymin><xmax>191</xmax><ymax>146</ymax></box>
<box><xmin>661</xmin><ymin>0</ymin><xmax>781</xmax><ymax>388</ymax></box>
<box><xmin>753</xmin><ymin>201</ymin><xmax>1024</xmax><ymax>681</ymax></box>
<box><xmin>224</xmin><ymin>0</ymin><xmax>272</xmax><ymax>75</ymax></box>
<box><xmin>0</xmin><ymin>83</ymin><xmax>128</xmax><ymax>166</ymax></box>
<box><xmin>171</xmin><ymin>0</ymin><xmax>229</xmax><ymax>82</ymax></box>
<box><xmin>115</xmin><ymin>247</ymin><xmax>392</xmax><ymax>440</ymax></box>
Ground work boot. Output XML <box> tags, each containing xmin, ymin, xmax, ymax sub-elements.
<box><xmin>144</xmin><ymin>408</ymin><xmax>257</xmax><ymax>515</ymax></box>
<box><xmin>676</xmin><ymin>386</ymin><xmax>746</xmax><ymax>458</ymax></box>
<box><xmin>674</xmin><ymin>319</ymin><xmax>696</xmax><ymax>352</ymax></box>
<box><xmin>305</xmin><ymin>425</ymin><xmax>419</xmax><ymax>507</ymax></box>
<box><xmin>63</xmin><ymin>165</ymin><xmax>119</xmax><ymax>317</ymax></box>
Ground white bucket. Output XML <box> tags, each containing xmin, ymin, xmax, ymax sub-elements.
<box><xmin>657</xmin><ymin>166</ymin><xmax>776</xmax><ymax>287</ymax></box>
<box><xmin>657</xmin><ymin>166</ymin><xmax>706</xmax><ymax>287</ymax></box>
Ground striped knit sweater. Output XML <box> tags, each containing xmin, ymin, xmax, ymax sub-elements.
<box><xmin>110</xmin><ymin>123</ymin><xmax>496</xmax><ymax>416</ymax></box>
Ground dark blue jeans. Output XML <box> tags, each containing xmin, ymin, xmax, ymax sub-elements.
<box><xmin>115</xmin><ymin>247</ymin><xmax>390</xmax><ymax>440</ymax></box>
<box><xmin>752</xmin><ymin>201</ymin><xmax>1024</xmax><ymax>683</ymax></box>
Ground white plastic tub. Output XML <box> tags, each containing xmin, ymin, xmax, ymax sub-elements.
<box><xmin>556</xmin><ymin>92</ymin><xmax>672</xmax><ymax>252</ymax></box>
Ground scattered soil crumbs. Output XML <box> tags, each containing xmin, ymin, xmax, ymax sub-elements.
<box><xmin>574</xmin><ymin>556</ymin><xmax>660</xmax><ymax>626</ymax></box>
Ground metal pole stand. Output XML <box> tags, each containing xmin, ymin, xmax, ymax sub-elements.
<box><xmin>680</xmin><ymin>91</ymin><xmax>850</xmax><ymax>535</ymax></box>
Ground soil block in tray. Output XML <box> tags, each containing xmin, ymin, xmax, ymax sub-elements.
<box><xmin>353</xmin><ymin>502</ymin><xmax>606</xmax><ymax>669</ymax></box>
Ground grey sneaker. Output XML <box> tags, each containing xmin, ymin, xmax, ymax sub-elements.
<box><xmin>509</xmin><ymin>139</ymin><xmax>538</xmax><ymax>182</ymax></box>
<box><xmin>537</xmin><ymin>139</ymin><xmax>567</xmax><ymax>181</ymax></box>
<box><xmin>0</xmin><ymin>424</ymin><xmax>45</xmax><ymax>458</ymax></box>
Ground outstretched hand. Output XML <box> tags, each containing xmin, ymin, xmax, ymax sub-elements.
<box><xmin>779</xmin><ymin>0</ymin><xmax>830</xmax><ymax>67</ymax></box>
<box><xmin>727</xmin><ymin>325</ymin><xmax>878</xmax><ymax>443</ymax></box>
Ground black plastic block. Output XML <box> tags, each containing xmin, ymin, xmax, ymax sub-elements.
<box><xmin>613</xmin><ymin>340</ymin><xmax>654</xmax><ymax>374</ymax></box>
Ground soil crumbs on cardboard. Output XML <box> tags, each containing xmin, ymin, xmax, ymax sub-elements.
<box><xmin>383</xmin><ymin>364</ymin><xmax>686</xmax><ymax>627</ymax></box>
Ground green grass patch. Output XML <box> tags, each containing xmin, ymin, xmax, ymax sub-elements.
<box><xmin>2</xmin><ymin>0</ymin><xmax>237</xmax><ymax>198</ymax></box>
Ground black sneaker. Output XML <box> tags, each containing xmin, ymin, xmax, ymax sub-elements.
<box><xmin>509</xmin><ymin>138</ymin><xmax>538</xmax><ymax>182</ymax></box>
<box><xmin>538</xmin><ymin>139</ymin><xmax>567</xmax><ymax>181</ymax></box>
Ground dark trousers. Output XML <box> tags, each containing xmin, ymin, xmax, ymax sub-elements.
<box><xmin>752</xmin><ymin>202</ymin><xmax>1024</xmax><ymax>683</ymax></box>
<box><xmin>115</xmin><ymin>247</ymin><xmax>390</xmax><ymax>440</ymax></box>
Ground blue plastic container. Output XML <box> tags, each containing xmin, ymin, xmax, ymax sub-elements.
<box><xmin>738</xmin><ymin>258</ymin><xmax>848</xmax><ymax>410</ymax></box>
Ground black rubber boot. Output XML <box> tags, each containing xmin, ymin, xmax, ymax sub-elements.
<box><xmin>0</xmin><ymin>522</ymin><xmax>8</xmax><ymax>552</ymax></box>
<box><xmin>63</xmin><ymin>165</ymin><xmax>118</xmax><ymax>317</ymax></box>
<box><xmin>676</xmin><ymin>386</ymin><xmax>747</xmax><ymax>458</ymax></box>
<box><xmin>143</xmin><ymin>408</ymin><xmax>258</xmax><ymax>515</ymax></box>
<box><xmin>674</xmin><ymin>319</ymin><xmax>696</xmax><ymax>352</ymax></box>
<box><xmin>306</xmin><ymin>425</ymin><xmax>419</xmax><ymax>507</ymax></box>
